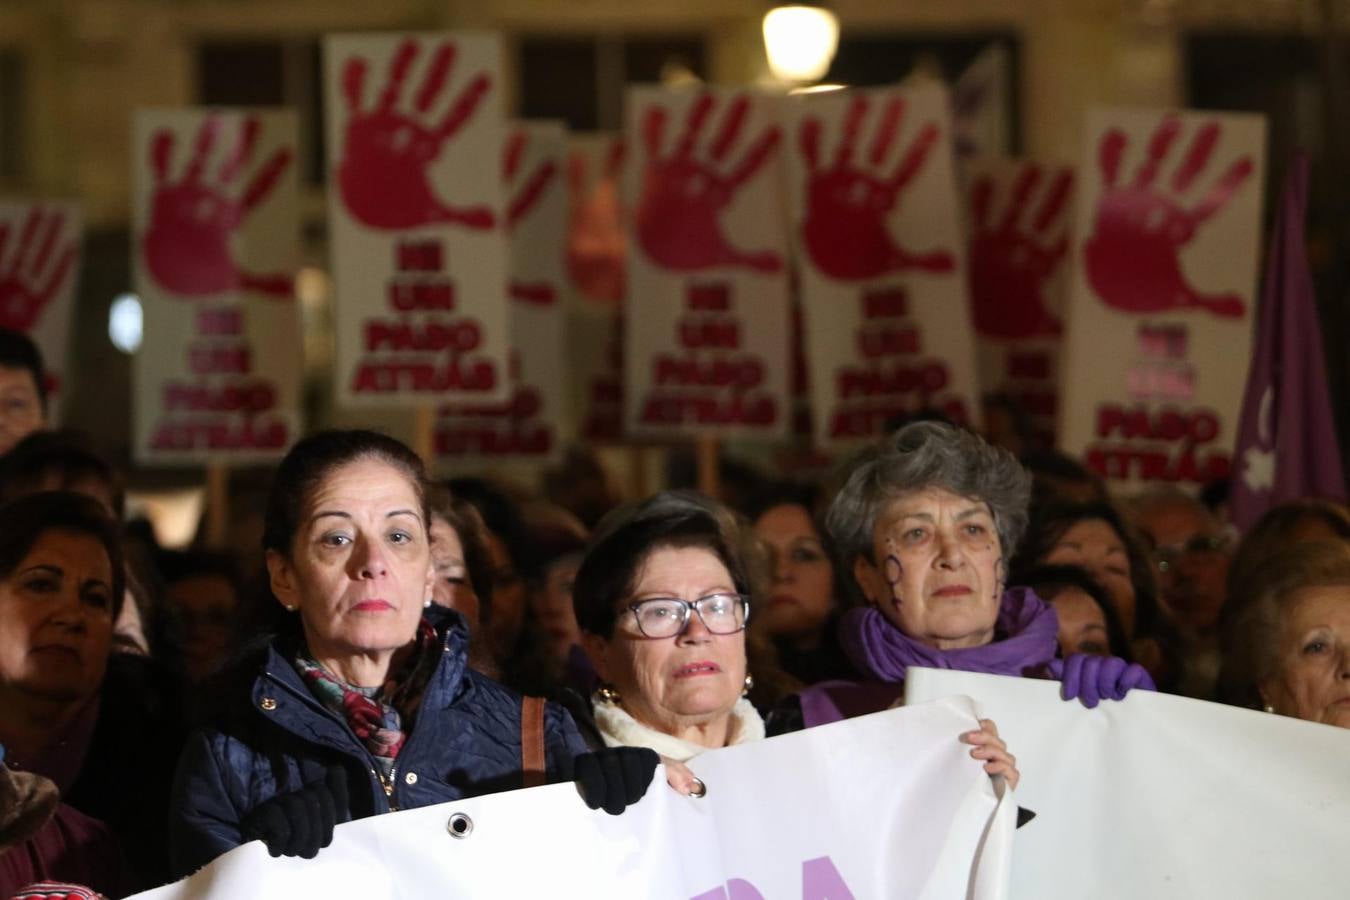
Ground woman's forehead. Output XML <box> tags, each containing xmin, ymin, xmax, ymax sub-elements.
<box><xmin>879</xmin><ymin>488</ymin><xmax>992</xmax><ymax>524</ymax></box>
<box><xmin>306</xmin><ymin>459</ymin><xmax>421</xmax><ymax>513</ymax></box>
<box><xmin>632</xmin><ymin>545</ymin><xmax>732</xmax><ymax>591</ymax></box>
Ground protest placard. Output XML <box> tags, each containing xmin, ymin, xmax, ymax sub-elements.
<box><xmin>325</xmin><ymin>32</ymin><xmax>509</xmax><ymax>406</ymax></box>
<box><xmin>0</xmin><ymin>199</ymin><xmax>81</xmax><ymax>416</ymax></box>
<box><xmin>131</xmin><ymin>109</ymin><xmax>301</xmax><ymax>463</ymax></box>
<box><xmin>624</xmin><ymin>87</ymin><xmax>792</xmax><ymax>439</ymax></box>
<box><xmin>782</xmin><ymin>84</ymin><xmax>983</xmax><ymax>449</ymax></box>
<box><xmin>1058</xmin><ymin>107</ymin><xmax>1266</xmax><ymax>487</ymax></box>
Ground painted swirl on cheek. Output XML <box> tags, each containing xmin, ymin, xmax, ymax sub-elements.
<box><xmin>883</xmin><ymin>553</ymin><xmax>904</xmax><ymax>607</ymax></box>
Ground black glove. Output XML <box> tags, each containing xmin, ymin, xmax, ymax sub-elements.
<box><xmin>573</xmin><ymin>747</ymin><xmax>660</xmax><ymax>816</ymax></box>
<box><xmin>241</xmin><ymin>764</ymin><xmax>350</xmax><ymax>859</ymax></box>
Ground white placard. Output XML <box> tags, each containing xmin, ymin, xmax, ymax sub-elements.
<box><xmin>132</xmin><ymin>696</ymin><xmax>1012</xmax><ymax>899</ymax></box>
<box><xmin>434</xmin><ymin>121</ymin><xmax>570</xmax><ymax>464</ymax></box>
<box><xmin>782</xmin><ymin>84</ymin><xmax>983</xmax><ymax>449</ymax></box>
<box><xmin>325</xmin><ymin>32</ymin><xmax>509</xmax><ymax>407</ymax></box>
<box><xmin>1058</xmin><ymin>107</ymin><xmax>1266</xmax><ymax>487</ymax></box>
<box><xmin>624</xmin><ymin>87</ymin><xmax>792</xmax><ymax>439</ymax></box>
<box><xmin>965</xmin><ymin>158</ymin><xmax>1075</xmax><ymax>446</ymax></box>
<box><xmin>0</xmin><ymin>199</ymin><xmax>81</xmax><ymax>416</ymax></box>
<box><xmin>131</xmin><ymin>109</ymin><xmax>302</xmax><ymax>463</ymax></box>
<box><xmin>906</xmin><ymin>668</ymin><xmax>1350</xmax><ymax>899</ymax></box>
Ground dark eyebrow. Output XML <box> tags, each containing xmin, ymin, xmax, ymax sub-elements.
<box><xmin>19</xmin><ymin>564</ymin><xmax>64</xmax><ymax>578</ymax></box>
<box><xmin>386</xmin><ymin>509</ymin><xmax>422</xmax><ymax>522</ymax></box>
<box><xmin>311</xmin><ymin>511</ymin><xmax>352</xmax><ymax>525</ymax></box>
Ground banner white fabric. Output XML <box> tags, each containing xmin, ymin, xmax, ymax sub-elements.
<box><xmin>1057</xmin><ymin>107</ymin><xmax>1266</xmax><ymax>488</ymax></box>
<box><xmin>131</xmin><ymin>696</ymin><xmax>1012</xmax><ymax>899</ymax></box>
<box><xmin>434</xmin><ymin>120</ymin><xmax>570</xmax><ymax>465</ymax></box>
<box><xmin>964</xmin><ymin>158</ymin><xmax>1075</xmax><ymax>447</ymax></box>
<box><xmin>905</xmin><ymin>668</ymin><xmax>1350</xmax><ymax>899</ymax></box>
<box><xmin>131</xmin><ymin>109</ymin><xmax>302</xmax><ymax>464</ymax></box>
<box><xmin>0</xmin><ymin>199</ymin><xmax>81</xmax><ymax>417</ymax></box>
<box><xmin>325</xmin><ymin>32</ymin><xmax>510</xmax><ymax>407</ymax></box>
<box><xmin>623</xmin><ymin>87</ymin><xmax>792</xmax><ymax>439</ymax></box>
<box><xmin>782</xmin><ymin>84</ymin><xmax>983</xmax><ymax>450</ymax></box>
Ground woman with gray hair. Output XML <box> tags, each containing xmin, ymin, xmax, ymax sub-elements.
<box><xmin>788</xmin><ymin>422</ymin><xmax>1153</xmax><ymax>728</ymax></box>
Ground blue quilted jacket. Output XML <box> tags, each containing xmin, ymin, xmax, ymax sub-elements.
<box><xmin>168</xmin><ymin>608</ymin><xmax>586</xmax><ymax>877</ymax></box>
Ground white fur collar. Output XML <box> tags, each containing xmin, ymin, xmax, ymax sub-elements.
<box><xmin>592</xmin><ymin>696</ymin><xmax>765</xmax><ymax>761</ymax></box>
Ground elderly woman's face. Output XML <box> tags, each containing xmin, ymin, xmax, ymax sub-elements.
<box><xmin>0</xmin><ymin>529</ymin><xmax>115</xmax><ymax>704</ymax></box>
<box><xmin>268</xmin><ymin>458</ymin><xmax>433</xmax><ymax>670</ymax></box>
<box><xmin>855</xmin><ymin>488</ymin><xmax>1004</xmax><ymax>650</ymax></box>
<box><xmin>587</xmin><ymin>546</ymin><xmax>747</xmax><ymax>733</ymax></box>
<box><xmin>1261</xmin><ymin>585</ymin><xmax>1350</xmax><ymax>728</ymax></box>
<box><xmin>1044</xmin><ymin>519</ymin><xmax>1137</xmax><ymax>635</ymax></box>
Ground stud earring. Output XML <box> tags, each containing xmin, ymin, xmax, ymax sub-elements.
<box><xmin>284</xmin><ymin>604</ymin><xmax>298</xmax><ymax>612</ymax></box>
<box><xmin>742</xmin><ymin>674</ymin><xmax>755</xmax><ymax>696</ymax></box>
<box><xmin>424</xmin><ymin>598</ymin><xmax>433</xmax><ymax>608</ymax></box>
<box><xmin>1263</xmin><ymin>704</ymin><xmax>1275</xmax><ymax>714</ymax></box>
<box><xmin>596</xmin><ymin>684</ymin><xmax>621</xmax><ymax>704</ymax></box>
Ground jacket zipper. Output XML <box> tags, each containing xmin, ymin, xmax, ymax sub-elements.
<box><xmin>380</xmin><ymin>763</ymin><xmax>400</xmax><ymax>811</ymax></box>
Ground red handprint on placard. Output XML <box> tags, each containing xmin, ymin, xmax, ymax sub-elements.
<box><xmin>567</xmin><ymin>138</ymin><xmax>627</xmax><ymax>304</ymax></box>
<box><xmin>635</xmin><ymin>93</ymin><xmax>783</xmax><ymax>273</ymax></box>
<box><xmin>142</xmin><ymin>117</ymin><xmax>293</xmax><ymax>298</ymax></box>
<box><xmin>1084</xmin><ymin>116</ymin><xmax>1253</xmax><ymax>318</ymax></box>
<box><xmin>338</xmin><ymin>39</ymin><xmax>494</xmax><ymax>231</ymax></box>
<box><xmin>0</xmin><ymin>207</ymin><xmax>77</xmax><ymax>331</ymax></box>
<box><xmin>968</xmin><ymin>166</ymin><xmax>1073</xmax><ymax>339</ymax></box>
<box><xmin>504</xmin><ymin>128</ymin><xmax>560</xmax><ymax>305</ymax></box>
<box><xmin>799</xmin><ymin>94</ymin><xmax>955</xmax><ymax>281</ymax></box>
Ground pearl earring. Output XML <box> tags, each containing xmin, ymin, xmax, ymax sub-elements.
<box><xmin>1263</xmin><ymin>704</ymin><xmax>1275</xmax><ymax>714</ymax></box>
<box><xmin>424</xmin><ymin>598</ymin><xmax>433</xmax><ymax>608</ymax></box>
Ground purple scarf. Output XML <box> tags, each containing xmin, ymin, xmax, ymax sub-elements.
<box><xmin>799</xmin><ymin>587</ymin><xmax>1060</xmax><ymax>728</ymax></box>
<box><xmin>839</xmin><ymin>586</ymin><xmax>1059</xmax><ymax>682</ymax></box>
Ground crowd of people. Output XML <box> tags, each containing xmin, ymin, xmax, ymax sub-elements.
<box><xmin>1</xmin><ymin>325</ymin><xmax>1347</xmax><ymax>899</ymax></box>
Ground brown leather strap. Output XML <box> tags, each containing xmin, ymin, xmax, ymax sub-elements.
<box><xmin>520</xmin><ymin>695</ymin><xmax>547</xmax><ymax>788</ymax></box>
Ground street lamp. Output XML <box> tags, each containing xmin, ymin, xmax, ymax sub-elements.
<box><xmin>762</xmin><ymin>2</ymin><xmax>840</xmax><ymax>85</ymax></box>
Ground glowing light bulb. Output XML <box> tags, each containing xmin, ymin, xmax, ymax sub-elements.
<box><xmin>763</xmin><ymin>4</ymin><xmax>840</xmax><ymax>85</ymax></box>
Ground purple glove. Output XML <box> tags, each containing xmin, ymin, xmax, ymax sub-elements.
<box><xmin>1048</xmin><ymin>654</ymin><xmax>1155</xmax><ymax>708</ymax></box>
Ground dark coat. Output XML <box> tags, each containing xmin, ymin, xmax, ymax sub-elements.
<box><xmin>168</xmin><ymin>608</ymin><xmax>587</xmax><ymax>878</ymax></box>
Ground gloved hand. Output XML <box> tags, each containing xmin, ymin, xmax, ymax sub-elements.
<box><xmin>573</xmin><ymin>747</ymin><xmax>660</xmax><ymax>816</ymax></box>
<box><xmin>241</xmin><ymin>764</ymin><xmax>350</xmax><ymax>859</ymax></box>
<box><xmin>1049</xmin><ymin>654</ymin><xmax>1155</xmax><ymax>708</ymax></box>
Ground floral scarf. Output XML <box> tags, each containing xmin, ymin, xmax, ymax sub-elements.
<box><xmin>293</xmin><ymin>619</ymin><xmax>441</xmax><ymax>778</ymax></box>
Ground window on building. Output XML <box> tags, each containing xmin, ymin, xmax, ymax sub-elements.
<box><xmin>517</xmin><ymin>34</ymin><xmax>708</xmax><ymax>131</ymax></box>
<box><xmin>196</xmin><ymin>39</ymin><xmax>324</xmax><ymax>185</ymax></box>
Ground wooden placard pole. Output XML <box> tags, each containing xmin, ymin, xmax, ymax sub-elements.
<box><xmin>205</xmin><ymin>463</ymin><xmax>229</xmax><ymax>550</ymax></box>
<box><xmin>413</xmin><ymin>405</ymin><xmax>436</xmax><ymax>469</ymax></box>
<box><xmin>696</xmin><ymin>433</ymin><xmax>720</xmax><ymax>500</ymax></box>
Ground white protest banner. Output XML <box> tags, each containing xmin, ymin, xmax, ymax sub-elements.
<box><xmin>326</xmin><ymin>33</ymin><xmax>509</xmax><ymax>406</ymax></box>
<box><xmin>906</xmin><ymin>669</ymin><xmax>1350</xmax><ymax>899</ymax></box>
<box><xmin>434</xmin><ymin>121</ymin><xmax>570</xmax><ymax>464</ymax></box>
<box><xmin>1058</xmin><ymin>108</ymin><xmax>1266</xmax><ymax>487</ymax></box>
<box><xmin>132</xmin><ymin>109</ymin><xmax>302</xmax><ymax>463</ymax></box>
<box><xmin>132</xmin><ymin>697</ymin><xmax>1013</xmax><ymax>900</ymax></box>
<box><xmin>0</xmin><ymin>199</ymin><xmax>81</xmax><ymax>416</ymax></box>
<box><xmin>783</xmin><ymin>84</ymin><xmax>983</xmax><ymax>449</ymax></box>
<box><xmin>952</xmin><ymin>44</ymin><xmax>1012</xmax><ymax>162</ymax></box>
<box><xmin>624</xmin><ymin>87</ymin><xmax>792</xmax><ymax>439</ymax></box>
<box><xmin>567</xmin><ymin>133</ymin><xmax>627</xmax><ymax>444</ymax></box>
<box><xmin>966</xmin><ymin>159</ymin><xmax>1075</xmax><ymax>446</ymax></box>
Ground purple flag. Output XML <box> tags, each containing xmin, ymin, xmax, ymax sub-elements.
<box><xmin>1230</xmin><ymin>154</ymin><xmax>1346</xmax><ymax>531</ymax></box>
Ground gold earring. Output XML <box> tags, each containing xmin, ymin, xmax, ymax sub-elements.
<box><xmin>742</xmin><ymin>674</ymin><xmax>755</xmax><ymax>696</ymax></box>
<box><xmin>284</xmin><ymin>604</ymin><xmax>298</xmax><ymax>612</ymax></box>
<box><xmin>597</xmin><ymin>684</ymin><xmax>621</xmax><ymax>704</ymax></box>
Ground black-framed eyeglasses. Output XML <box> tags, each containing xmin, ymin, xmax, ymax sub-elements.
<box><xmin>1153</xmin><ymin>534</ymin><xmax>1228</xmax><ymax>573</ymax></box>
<box><xmin>625</xmin><ymin>593</ymin><xmax>750</xmax><ymax>639</ymax></box>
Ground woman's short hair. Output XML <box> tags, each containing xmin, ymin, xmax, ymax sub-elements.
<box><xmin>262</xmin><ymin>430</ymin><xmax>427</xmax><ymax>558</ymax></box>
<box><xmin>1227</xmin><ymin>499</ymin><xmax>1350</xmax><ymax>590</ymax></box>
<box><xmin>0</xmin><ymin>327</ymin><xmax>47</xmax><ymax>414</ymax></box>
<box><xmin>572</xmin><ymin>490</ymin><xmax>752</xmax><ymax>638</ymax></box>
<box><xmin>825</xmin><ymin>421</ymin><xmax>1032</xmax><ymax>564</ymax></box>
<box><xmin>1218</xmin><ymin>541</ymin><xmax>1350</xmax><ymax>709</ymax></box>
<box><xmin>0</xmin><ymin>491</ymin><xmax>126</xmax><ymax>616</ymax></box>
